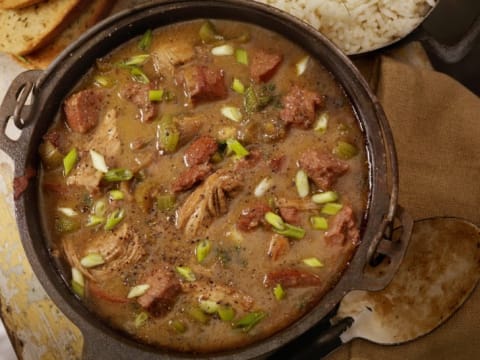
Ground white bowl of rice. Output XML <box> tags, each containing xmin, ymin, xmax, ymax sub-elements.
<box><xmin>255</xmin><ymin>0</ymin><xmax>438</xmax><ymax>54</ymax></box>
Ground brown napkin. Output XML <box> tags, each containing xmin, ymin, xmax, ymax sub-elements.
<box><xmin>327</xmin><ymin>45</ymin><xmax>480</xmax><ymax>360</ymax></box>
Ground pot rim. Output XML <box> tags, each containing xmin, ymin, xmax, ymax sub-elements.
<box><xmin>6</xmin><ymin>0</ymin><xmax>399</xmax><ymax>358</ymax></box>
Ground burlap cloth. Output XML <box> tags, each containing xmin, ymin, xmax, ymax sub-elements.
<box><xmin>326</xmin><ymin>44</ymin><xmax>480</xmax><ymax>360</ymax></box>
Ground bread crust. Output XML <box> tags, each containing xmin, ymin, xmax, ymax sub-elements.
<box><xmin>0</xmin><ymin>0</ymin><xmax>44</xmax><ymax>10</ymax></box>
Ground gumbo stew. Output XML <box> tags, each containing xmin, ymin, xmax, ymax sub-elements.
<box><xmin>39</xmin><ymin>20</ymin><xmax>369</xmax><ymax>353</ymax></box>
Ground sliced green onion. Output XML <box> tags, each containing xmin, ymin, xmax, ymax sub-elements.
<box><xmin>211</xmin><ymin>44</ymin><xmax>234</xmax><ymax>56</ymax></box>
<box><xmin>130</xmin><ymin>66</ymin><xmax>150</xmax><ymax>84</ymax></box>
<box><xmin>303</xmin><ymin>257</ymin><xmax>324</xmax><ymax>268</ymax></box>
<box><xmin>58</xmin><ymin>207</ymin><xmax>78</xmax><ymax>217</ymax></box>
<box><xmin>175</xmin><ymin>266</ymin><xmax>196</xmax><ymax>282</ymax></box>
<box><xmin>157</xmin><ymin>115</ymin><xmax>180</xmax><ymax>153</ymax></box>
<box><xmin>187</xmin><ymin>306</ymin><xmax>209</xmax><ymax>324</ymax></box>
<box><xmin>295</xmin><ymin>170</ymin><xmax>310</xmax><ymax>198</ymax></box>
<box><xmin>157</xmin><ymin>194</ymin><xmax>176</xmax><ymax>211</ymax></box>
<box><xmin>254</xmin><ymin>176</ymin><xmax>273</xmax><ymax>197</ymax></box>
<box><xmin>235</xmin><ymin>48</ymin><xmax>248</xmax><ymax>65</ymax></box>
<box><xmin>321</xmin><ymin>203</ymin><xmax>343</xmax><ymax>215</ymax></box>
<box><xmin>89</xmin><ymin>149</ymin><xmax>108</xmax><ymax>173</ymax></box>
<box><xmin>199</xmin><ymin>299</ymin><xmax>219</xmax><ymax>314</ymax></box>
<box><xmin>231</xmin><ymin>78</ymin><xmax>245</xmax><ymax>94</ymax></box>
<box><xmin>274</xmin><ymin>223</ymin><xmax>306</xmax><ymax>240</ymax></box>
<box><xmin>264</xmin><ymin>211</ymin><xmax>285</xmax><ymax>230</ymax></box>
<box><xmin>149</xmin><ymin>89</ymin><xmax>164</xmax><ymax>102</ymax></box>
<box><xmin>122</xmin><ymin>54</ymin><xmax>150</xmax><ymax>66</ymax></box>
<box><xmin>196</xmin><ymin>239</ymin><xmax>212</xmax><ymax>263</ymax></box>
<box><xmin>80</xmin><ymin>253</ymin><xmax>105</xmax><ymax>268</ymax></box>
<box><xmin>135</xmin><ymin>311</ymin><xmax>149</xmax><ymax>327</ymax></box>
<box><xmin>103</xmin><ymin>168</ymin><xmax>133</xmax><ymax>182</ymax></box>
<box><xmin>104</xmin><ymin>208</ymin><xmax>125</xmax><ymax>230</ymax></box>
<box><xmin>109</xmin><ymin>190</ymin><xmax>125</xmax><ymax>201</ymax></box>
<box><xmin>226</xmin><ymin>138</ymin><xmax>249</xmax><ymax>158</ymax></box>
<box><xmin>93</xmin><ymin>199</ymin><xmax>106</xmax><ymax>217</ymax></box>
<box><xmin>138</xmin><ymin>29</ymin><xmax>153</xmax><ymax>51</ymax></box>
<box><xmin>93</xmin><ymin>75</ymin><xmax>114</xmax><ymax>88</ymax></box>
<box><xmin>218</xmin><ymin>305</ymin><xmax>236</xmax><ymax>321</ymax></box>
<box><xmin>310</xmin><ymin>216</ymin><xmax>328</xmax><ymax>230</ymax></box>
<box><xmin>273</xmin><ymin>284</ymin><xmax>285</xmax><ymax>300</ymax></box>
<box><xmin>63</xmin><ymin>148</ymin><xmax>78</xmax><ymax>176</ymax></box>
<box><xmin>221</xmin><ymin>106</ymin><xmax>242</xmax><ymax>122</ymax></box>
<box><xmin>312</xmin><ymin>191</ymin><xmax>338</xmax><ymax>204</ymax></box>
<box><xmin>169</xmin><ymin>319</ymin><xmax>186</xmax><ymax>333</ymax></box>
<box><xmin>295</xmin><ymin>55</ymin><xmax>310</xmax><ymax>76</ymax></box>
<box><xmin>333</xmin><ymin>141</ymin><xmax>359</xmax><ymax>160</ymax></box>
<box><xmin>199</xmin><ymin>20</ymin><xmax>223</xmax><ymax>43</ymax></box>
<box><xmin>314</xmin><ymin>112</ymin><xmax>329</xmax><ymax>134</ymax></box>
<box><xmin>71</xmin><ymin>267</ymin><xmax>84</xmax><ymax>297</ymax></box>
<box><xmin>233</xmin><ymin>311</ymin><xmax>266</xmax><ymax>332</ymax></box>
<box><xmin>127</xmin><ymin>284</ymin><xmax>150</xmax><ymax>299</ymax></box>
<box><xmin>86</xmin><ymin>214</ymin><xmax>104</xmax><ymax>227</ymax></box>
<box><xmin>55</xmin><ymin>217</ymin><xmax>78</xmax><ymax>233</ymax></box>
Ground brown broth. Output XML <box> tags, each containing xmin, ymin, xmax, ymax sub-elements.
<box><xmin>39</xmin><ymin>20</ymin><xmax>369</xmax><ymax>353</ymax></box>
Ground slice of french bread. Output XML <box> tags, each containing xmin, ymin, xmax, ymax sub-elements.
<box><xmin>24</xmin><ymin>0</ymin><xmax>112</xmax><ymax>69</ymax></box>
<box><xmin>0</xmin><ymin>0</ymin><xmax>85</xmax><ymax>55</ymax></box>
<box><xmin>0</xmin><ymin>0</ymin><xmax>45</xmax><ymax>9</ymax></box>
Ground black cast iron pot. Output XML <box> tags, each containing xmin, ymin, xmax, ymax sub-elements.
<box><xmin>0</xmin><ymin>1</ymin><xmax>413</xmax><ymax>359</ymax></box>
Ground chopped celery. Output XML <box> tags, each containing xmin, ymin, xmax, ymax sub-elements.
<box><xmin>231</xmin><ymin>78</ymin><xmax>245</xmax><ymax>94</ymax></box>
<box><xmin>226</xmin><ymin>138</ymin><xmax>249</xmax><ymax>158</ymax></box>
<box><xmin>55</xmin><ymin>217</ymin><xmax>78</xmax><ymax>233</ymax></box>
<box><xmin>199</xmin><ymin>20</ymin><xmax>223</xmax><ymax>43</ymax></box>
<box><xmin>89</xmin><ymin>149</ymin><xmax>108</xmax><ymax>173</ymax></box>
<box><xmin>233</xmin><ymin>311</ymin><xmax>266</xmax><ymax>332</ymax></box>
<box><xmin>321</xmin><ymin>203</ymin><xmax>343</xmax><ymax>215</ymax></box>
<box><xmin>127</xmin><ymin>284</ymin><xmax>150</xmax><ymax>299</ymax></box>
<box><xmin>235</xmin><ymin>48</ymin><xmax>248</xmax><ymax>65</ymax></box>
<box><xmin>71</xmin><ymin>280</ymin><xmax>84</xmax><ymax>298</ymax></box>
<box><xmin>109</xmin><ymin>190</ymin><xmax>124</xmax><ymax>201</ymax></box>
<box><xmin>211</xmin><ymin>44</ymin><xmax>234</xmax><ymax>56</ymax></box>
<box><xmin>149</xmin><ymin>89</ymin><xmax>164</xmax><ymax>102</ymax></box>
<box><xmin>72</xmin><ymin>267</ymin><xmax>84</xmax><ymax>287</ymax></box>
<box><xmin>188</xmin><ymin>306</ymin><xmax>209</xmax><ymax>324</ymax></box>
<box><xmin>138</xmin><ymin>29</ymin><xmax>153</xmax><ymax>51</ymax></box>
<box><xmin>93</xmin><ymin>199</ymin><xmax>106</xmax><ymax>217</ymax></box>
<box><xmin>333</xmin><ymin>141</ymin><xmax>358</xmax><ymax>160</ymax></box>
<box><xmin>103</xmin><ymin>168</ymin><xmax>133</xmax><ymax>182</ymax></box>
<box><xmin>310</xmin><ymin>216</ymin><xmax>328</xmax><ymax>230</ymax></box>
<box><xmin>169</xmin><ymin>319</ymin><xmax>186</xmax><ymax>333</ymax></box>
<box><xmin>311</xmin><ymin>191</ymin><xmax>338</xmax><ymax>204</ymax></box>
<box><xmin>80</xmin><ymin>253</ymin><xmax>105</xmax><ymax>268</ymax></box>
<box><xmin>196</xmin><ymin>239</ymin><xmax>212</xmax><ymax>263</ymax></box>
<box><xmin>295</xmin><ymin>55</ymin><xmax>310</xmax><ymax>76</ymax></box>
<box><xmin>244</xmin><ymin>84</ymin><xmax>276</xmax><ymax>113</ymax></box>
<box><xmin>274</xmin><ymin>223</ymin><xmax>306</xmax><ymax>240</ymax></box>
<box><xmin>135</xmin><ymin>312</ymin><xmax>149</xmax><ymax>327</ymax></box>
<box><xmin>104</xmin><ymin>208</ymin><xmax>125</xmax><ymax>230</ymax></box>
<box><xmin>175</xmin><ymin>266</ymin><xmax>196</xmax><ymax>282</ymax></box>
<box><xmin>221</xmin><ymin>106</ymin><xmax>242</xmax><ymax>122</ymax></box>
<box><xmin>63</xmin><ymin>148</ymin><xmax>78</xmax><ymax>176</ymax></box>
<box><xmin>157</xmin><ymin>115</ymin><xmax>180</xmax><ymax>153</ymax></box>
<box><xmin>86</xmin><ymin>214</ymin><xmax>104</xmax><ymax>227</ymax></box>
<box><xmin>156</xmin><ymin>194</ymin><xmax>176</xmax><ymax>211</ymax></box>
<box><xmin>218</xmin><ymin>305</ymin><xmax>236</xmax><ymax>321</ymax></box>
<box><xmin>264</xmin><ymin>211</ymin><xmax>286</xmax><ymax>230</ymax></box>
<box><xmin>303</xmin><ymin>257</ymin><xmax>324</xmax><ymax>268</ymax></box>
<box><xmin>39</xmin><ymin>141</ymin><xmax>63</xmax><ymax>169</ymax></box>
<box><xmin>295</xmin><ymin>170</ymin><xmax>309</xmax><ymax>198</ymax></box>
<box><xmin>273</xmin><ymin>284</ymin><xmax>285</xmax><ymax>300</ymax></box>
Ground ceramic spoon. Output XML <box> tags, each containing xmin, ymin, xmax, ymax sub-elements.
<box><xmin>274</xmin><ymin>217</ymin><xmax>480</xmax><ymax>359</ymax></box>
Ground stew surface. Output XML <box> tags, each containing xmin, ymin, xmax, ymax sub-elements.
<box><xmin>39</xmin><ymin>20</ymin><xmax>369</xmax><ymax>353</ymax></box>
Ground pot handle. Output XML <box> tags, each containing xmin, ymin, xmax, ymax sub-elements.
<box><xmin>0</xmin><ymin>70</ymin><xmax>43</xmax><ymax>173</ymax></box>
<box><xmin>354</xmin><ymin>205</ymin><xmax>413</xmax><ymax>292</ymax></box>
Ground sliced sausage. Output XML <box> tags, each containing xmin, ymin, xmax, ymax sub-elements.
<box><xmin>250</xmin><ymin>49</ymin><xmax>283</xmax><ymax>83</ymax></box>
<box><xmin>268</xmin><ymin>154</ymin><xmax>287</xmax><ymax>173</ymax></box>
<box><xmin>13</xmin><ymin>167</ymin><xmax>36</xmax><ymax>200</ymax></box>
<box><xmin>264</xmin><ymin>268</ymin><xmax>322</xmax><ymax>288</ymax></box>
<box><xmin>280</xmin><ymin>85</ymin><xmax>323</xmax><ymax>129</ymax></box>
<box><xmin>176</xmin><ymin>65</ymin><xmax>227</xmax><ymax>105</ymax></box>
<box><xmin>298</xmin><ymin>149</ymin><xmax>349</xmax><ymax>190</ymax></box>
<box><xmin>237</xmin><ymin>202</ymin><xmax>271</xmax><ymax>232</ymax></box>
<box><xmin>325</xmin><ymin>205</ymin><xmax>360</xmax><ymax>246</ymax></box>
<box><xmin>183</xmin><ymin>135</ymin><xmax>218</xmax><ymax>167</ymax></box>
<box><xmin>171</xmin><ymin>163</ymin><xmax>213</xmax><ymax>193</ymax></box>
<box><xmin>120</xmin><ymin>82</ymin><xmax>157</xmax><ymax>122</ymax></box>
<box><xmin>64</xmin><ymin>89</ymin><xmax>104</xmax><ymax>133</ymax></box>
<box><xmin>137</xmin><ymin>267</ymin><xmax>182</xmax><ymax>316</ymax></box>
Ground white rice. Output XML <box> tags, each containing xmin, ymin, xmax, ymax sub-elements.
<box><xmin>254</xmin><ymin>0</ymin><xmax>437</xmax><ymax>54</ymax></box>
